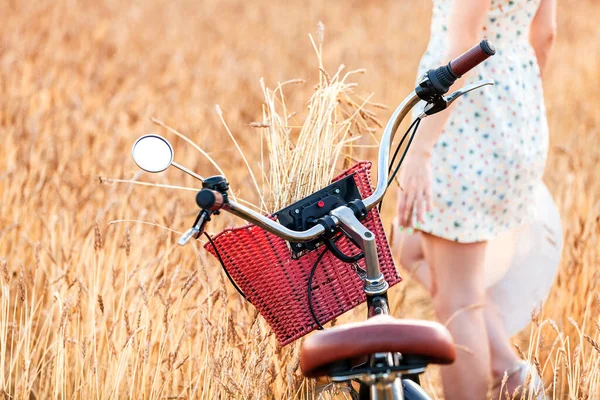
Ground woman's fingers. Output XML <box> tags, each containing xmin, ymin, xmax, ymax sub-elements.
<box><xmin>403</xmin><ymin>184</ymin><xmax>417</xmax><ymax>226</ymax></box>
<box><xmin>398</xmin><ymin>183</ymin><xmax>430</xmax><ymax>227</ymax></box>
<box><xmin>415</xmin><ymin>192</ymin><xmax>426</xmax><ymax>224</ymax></box>
<box><xmin>418</xmin><ymin>182</ymin><xmax>433</xmax><ymax>223</ymax></box>
<box><xmin>395</xmin><ymin>157</ymin><xmax>434</xmax><ymax>229</ymax></box>
<box><xmin>396</xmin><ymin>187</ymin><xmax>407</xmax><ymax>226</ymax></box>
<box><xmin>425</xmin><ymin>184</ymin><xmax>433</xmax><ymax>213</ymax></box>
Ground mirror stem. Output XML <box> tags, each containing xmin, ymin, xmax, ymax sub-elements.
<box><xmin>172</xmin><ymin>162</ymin><xmax>205</xmax><ymax>182</ymax></box>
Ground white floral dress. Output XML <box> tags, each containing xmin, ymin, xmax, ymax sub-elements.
<box><xmin>413</xmin><ymin>0</ymin><xmax>549</xmax><ymax>243</ymax></box>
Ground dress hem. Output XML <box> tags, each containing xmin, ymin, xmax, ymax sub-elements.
<box><xmin>414</xmin><ymin>214</ymin><xmax>534</xmax><ymax>244</ymax></box>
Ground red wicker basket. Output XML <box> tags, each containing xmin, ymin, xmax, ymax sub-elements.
<box><xmin>204</xmin><ymin>161</ymin><xmax>401</xmax><ymax>345</ymax></box>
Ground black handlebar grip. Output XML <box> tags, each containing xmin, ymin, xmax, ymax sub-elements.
<box><xmin>449</xmin><ymin>40</ymin><xmax>496</xmax><ymax>77</ymax></box>
<box><xmin>196</xmin><ymin>189</ymin><xmax>225</xmax><ymax>211</ymax></box>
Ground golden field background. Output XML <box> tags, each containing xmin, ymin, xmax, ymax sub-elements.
<box><xmin>1</xmin><ymin>0</ymin><xmax>599</xmax><ymax>398</ymax></box>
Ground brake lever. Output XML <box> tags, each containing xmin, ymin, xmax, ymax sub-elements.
<box><xmin>178</xmin><ymin>210</ymin><xmax>211</xmax><ymax>246</ymax></box>
<box><xmin>445</xmin><ymin>78</ymin><xmax>495</xmax><ymax>106</ymax></box>
<box><xmin>419</xmin><ymin>78</ymin><xmax>495</xmax><ymax>117</ymax></box>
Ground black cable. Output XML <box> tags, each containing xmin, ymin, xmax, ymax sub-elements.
<box><xmin>330</xmin><ymin>233</ymin><xmax>367</xmax><ymax>274</ymax></box>
<box><xmin>307</xmin><ymin>247</ymin><xmax>329</xmax><ymax>330</ymax></box>
<box><xmin>387</xmin><ymin>118</ymin><xmax>420</xmax><ymax>177</ymax></box>
<box><xmin>388</xmin><ymin>118</ymin><xmax>422</xmax><ymax>188</ymax></box>
<box><xmin>324</xmin><ymin>237</ymin><xmax>363</xmax><ymax>263</ymax></box>
<box><xmin>204</xmin><ymin>232</ymin><xmax>248</xmax><ymax>302</ymax></box>
<box><xmin>329</xmin><ymin>235</ymin><xmax>367</xmax><ymax>275</ymax></box>
<box><xmin>308</xmin><ymin>231</ymin><xmax>367</xmax><ymax>330</ymax></box>
<box><xmin>378</xmin><ymin>118</ymin><xmax>422</xmax><ymax>212</ymax></box>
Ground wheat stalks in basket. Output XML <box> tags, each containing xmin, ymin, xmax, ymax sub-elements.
<box><xmin>250</xmin><ymin>27</ymin><xmax>381</xmax><ymax>213</ymax></box>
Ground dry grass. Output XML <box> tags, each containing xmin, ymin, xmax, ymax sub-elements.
<box><xmin>0</xmin><ymin>0</ymin><xmax>598</xmax><ymax>399</ymax></box>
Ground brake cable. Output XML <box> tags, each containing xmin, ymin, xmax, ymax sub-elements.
<box><xmin>388</xmin><ymin>118</ymin><xmax>420</xmax><ymax>179</ymax></box>
<box><xmin>307</xmin><ymin>247</ymin><xmax>329</xmax><ymax>330</ymax></box>
<box><xmin>324</xmin><ymin>237</ymin><xmax>363</xmax><ymax>263</ymax></box>
<box><xmin>378</xmin><ymin>117</ymin><xmax>422</xmax><ymax>211</ymax></box>
<box><xmin>308</xmin><ymin>231</ymin><xmax>367</xmax><ymax>329</ymax></box>
<box><xmin>388</xmin><ymin>117</ymin><xmax>422</xmax><ymax>188</ymax></box>
<box><xmin>204</xmin><ymin>232</ymin><xmax>248</xmax><ymax>302</ymax></box>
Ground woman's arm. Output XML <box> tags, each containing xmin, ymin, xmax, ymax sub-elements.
<box><xmin>529</xmin><ymin>0</ymin><xmax>557</xmax><ymax>75</ymax></box>
<box><xmin>396</xmin><ymin>0</ymin><xmax>491</xmax><ymax>226</ymax></box>
<box><xmin>407</xmin><ymin>0</ymin><xmax>491</xmax><ymax>156</ymax></box>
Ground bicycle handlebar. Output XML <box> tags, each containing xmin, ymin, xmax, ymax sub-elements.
<box><xmin>225</xmin><ymin>200</ymin><xmax>328</xmax><ymax>241</ymax></box>
<box><xmin>205</xmin><ymin>41</ymin><xmax>495</xmax><ymax>242</ymax></box>
<box><xmin>196</xmin><ymin>189</ymin><xmax>225</xmax><ymax>211</ymax></box>
<box><xmin>449</xmin><ymin>40</ymin><xmax>496</xmax><ymax>77</ymax></box>
<box><xmin>363</xmin><ymin>92</ymin><xmax>422</xmax><ymax>210</ymax></box>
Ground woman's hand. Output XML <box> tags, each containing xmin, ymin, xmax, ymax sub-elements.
<box><xmin>395</xmin><ymin>150</ymin><xmax>433</xmax><ymax>228</ymax></box>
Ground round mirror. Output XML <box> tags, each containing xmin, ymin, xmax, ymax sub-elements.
<box><xmin>132</xmin><ymin>134</ymin><xmax>174</xmax><ymax>173</ymax></box>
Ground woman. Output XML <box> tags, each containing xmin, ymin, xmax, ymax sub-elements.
<box><xmin>395</xmin><ymin>0</ymin><xmax>557</xmax><ymax>398</ymax></box>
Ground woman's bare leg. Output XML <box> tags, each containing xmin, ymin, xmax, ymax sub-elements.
<box><xmin>397</xmin><ymin>231</ymin><xmax>431</xmax><ymax>288</ymax></box>
<box><xmin>420</xmin><ymin>233</ymin><xmax>490</xmax><ymax>399</ymax></box>
<box><xmin>485</xmin><ymin>300</ymin><xmax>522</xmax><ymax>398</ymax></box>
<box><xmin>396</xmin><ymin>231</ymin><xmax>522</xmax><ymax>397</ymax></box>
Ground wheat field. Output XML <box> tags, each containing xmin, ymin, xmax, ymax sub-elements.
<box><xmin>1</xmin><ymin>0</ymin><xmax>599</xmax><ymax>399</ymax></box>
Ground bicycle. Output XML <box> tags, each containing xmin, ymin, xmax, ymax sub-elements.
<box><xmin>131</xmin><ymin>40</ymin><xmax>496</xmax><ymax>400</ymax></box>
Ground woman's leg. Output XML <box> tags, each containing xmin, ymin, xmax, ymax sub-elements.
<box><xmin>397</xmin><ymin>231</ymin><xmax>429</xmax><ymax>284</ymax></box>
<box><xmin>396</xmin><ymin>231</ymin><xmax>523</xmax><ymax>396</ymax></box>
<box><xmin>485</xmin><ymin>300</ymin><xmax>523</xmax><ymax>398</ymax></box>
<box><xmin>420</xmin><ymin>233</ymin><xmax>490</xmax><ymax>399</ymax></box>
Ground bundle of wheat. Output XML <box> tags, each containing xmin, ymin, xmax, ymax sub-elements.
<box><xmin>244</xmin><ymin>24</ymin><xmax>384</xmax><ymax>213</ymax></box>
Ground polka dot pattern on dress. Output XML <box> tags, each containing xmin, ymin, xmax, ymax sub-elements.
<box><xmin>412</xmin><ymin>0</ymin><xmax>549</xmax><ymax>243</ymax></box>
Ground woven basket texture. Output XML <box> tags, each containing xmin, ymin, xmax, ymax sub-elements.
<box><xmin>205</xmin><ymin>161</ymin><xmax>401</xmax><ymax>345</ymax></box>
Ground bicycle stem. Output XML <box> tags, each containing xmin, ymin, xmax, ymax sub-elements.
<box><xmin>331</xmin><ymin>206</ymin><xmax>388</xmax><ymax>295</ymax></box>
